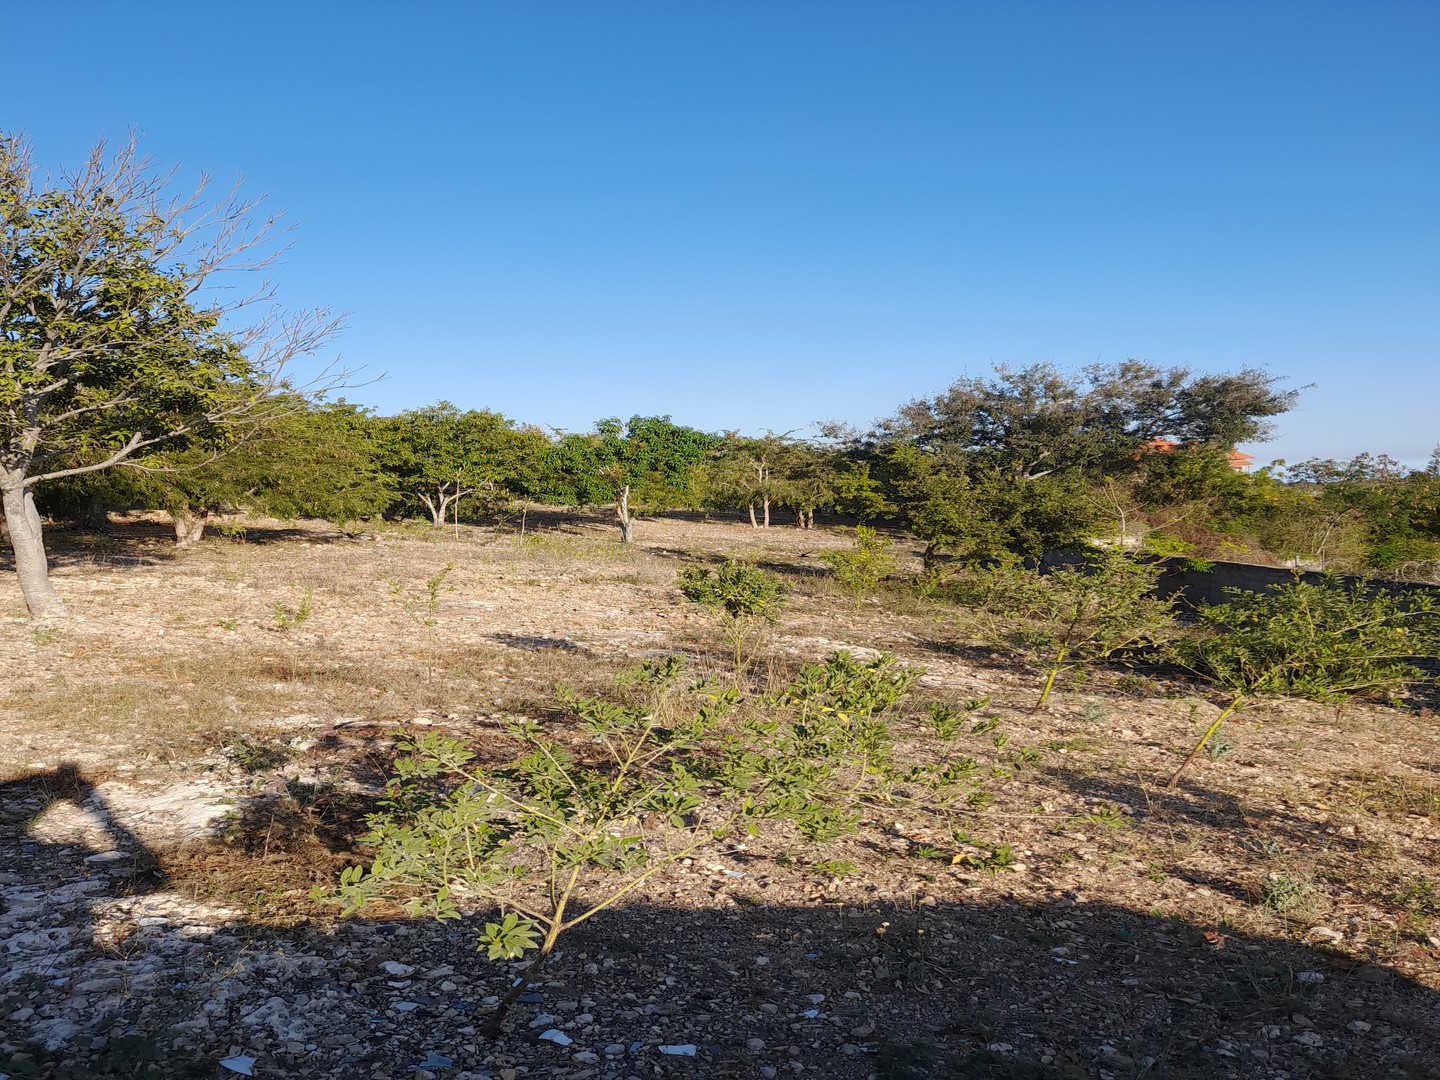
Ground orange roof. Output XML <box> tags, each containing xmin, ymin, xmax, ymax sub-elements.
<box><xmin>1137</xmin><ymin>438</ymin><xmax>1253</xmax><ymax>472</ymax></box>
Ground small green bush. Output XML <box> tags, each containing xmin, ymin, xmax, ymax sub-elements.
<box><xmin>678</xmin><ymin>559</ymin><xmax>786</xmax><ymax>676</ymax></box>
<box><xmin>981</xmin><ymin>549</ymin><xmax>1180</xmax><ymax>709</ymax></box>
<box><xmin>1166</xmin><ymin>577</ymin><xmax>1440</xmax><ymax>786</ymax></box>
<box><xmin>821</xmin><ymin>526</ymin><xmax>898</xmax><ymax>604</ymax></box>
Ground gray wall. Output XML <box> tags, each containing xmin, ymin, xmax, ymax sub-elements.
<box><xmin>1037</xmin><ymin>551</ymin><xmax>1440</xmax><ymax>610</ymax></box>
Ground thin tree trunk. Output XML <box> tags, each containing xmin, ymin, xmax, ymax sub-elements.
<box><xmin>1166</xmin><ymin>696</ymin><xmax>1243</xmax><ymax>789</ymax></box>
<box><xmin>172</xmin><ymin>507</ymin><xmax>209</xmax><ymax>548</ymax></box>
<box><xmin>806</xmin><ymin>509</ymin><xmax>815</xmax><ymax>529</ymax></box>
<box><xmin>1</xmin><ymin>484</ymin><xmax>68</xmax><ymax>619</ymax></box>
<box><xmin>748</xmin><ymin>502</ymin><xmax>757</xmax><ymax>529</ymax></box>
<box><xmin>616</xmin><ymin>486</ymin><xmax>634</xmax><ymax>544</ymax></box>
<box><xmin>762</xmin><ymin>498</ymin><xmax>770</xmax><ymax>528</ymax></box>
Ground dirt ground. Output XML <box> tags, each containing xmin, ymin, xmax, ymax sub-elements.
<box><xmin>1</xmin><ymin>511</ymin><xmax>1438</xmax><ymax>1080</ymax></box>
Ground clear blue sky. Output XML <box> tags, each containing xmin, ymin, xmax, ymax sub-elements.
<box><xmin>8</xmin><ymin>2</ymin><xmax>1438</xmax><ymax>466</ymax></box>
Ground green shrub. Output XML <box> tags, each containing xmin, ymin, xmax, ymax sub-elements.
<box><xmin>678</xmin><ymin>559</ymin><xmax>786</xmax><ymax>677</ymax></box>
<box><xmin>328</xmin><ymin>659</ymin><xmax>744</xmax><ymax>1033</ymax></box>
<box><xmin>821</xmin><ymin>526</ymin><xmax>898</xmax><ymax>604</ymax></box>
<box><xmin>1166</xmin><ymin>577</ymin><xmax>1440</xmax><ymax>787</ymax></box>
<box><xmin>981</xmin><ymin>549</ymin><xmax>1180</xmax><ymax>709</ymax></box>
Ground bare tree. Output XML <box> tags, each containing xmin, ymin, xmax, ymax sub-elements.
<box><xmin>1</xmin><ymin>132</ymin><xmax>346</xmax><ymax>617</ymax></box>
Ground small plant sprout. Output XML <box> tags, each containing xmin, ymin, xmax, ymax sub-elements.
<box><xmin>928</xmin><ymin>697</ymin><xmax>990</xmax><ymax>740</ymax></box>
<box><xmin>416</xmin><ymin>563</ymin><xmax>455</xmax><ymax>627</ymax></box>
<box><xmin>677</xmin><ymin>559</ymin><xmax>786</xmax><ymax>679</ymax></box>
<box><xmin>271</xmin><ymin>588</ymin><xmax>314</xmax><ymax>632</ymax></box>
<box><xmin>1165</xmin><ymin>577</ymin><xmax>1440</xmax><ymax>788</ymax></box>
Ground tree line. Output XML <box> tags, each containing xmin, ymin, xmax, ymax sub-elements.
<box><xmin>34</xmin><ymin>359</ymin><xmax>1440</xmax><ymax>586</ymax></box>
<box><xmin>6</xmin><ymin>131</ymin><xmax>1438</xmax><ymax>620</ymax></box>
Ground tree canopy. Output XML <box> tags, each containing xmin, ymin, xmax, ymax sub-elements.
<box><xmin>1</xmin><ymin>133</ymin><xmax>342</xmax><ymax>616</ymax></box>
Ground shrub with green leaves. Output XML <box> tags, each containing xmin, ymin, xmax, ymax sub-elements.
<box><xmin>1166</xmin><ymin>577</ymin><xmax>1440</xmax><ymax>787</ymax></box>
<box><xmin>327</xmin><ymin>651</ymin><xmax>1018</xmax><ymax>1035</ymax></box>
<box><xmin>820</xmin><ymin>526</ymin><xmax>898</xmax><ymax>604</ymax></box>
<box><xmin>981</xmin><ymin>549</ymin><xmax>1179</xmax><ymax>709</ymax></box>
<box><xmin>329</xmin><ymin>658</ymin><xmax>742</xmax><ymax>1033</ymax></box>
<box><xmin>722</xmin><ymin>651</ymin><xmax>1001</xmax><ymax>838</ymax></box>
<box><xmin>678</xmin><ymin>559</ymin><xmax>786</xmax><ymax>676</ymax></box>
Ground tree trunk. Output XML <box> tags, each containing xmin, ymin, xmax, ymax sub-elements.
<box><xmin>616</xmin><ymin>486</ymin><xmax>635</xmax><ymax>545</ymax></box>
<box><xmin>762</xmin><ymin>498</ymin><xmax>770</xmax><ymax>528</ymax></box>
<box><xmin>1</xmin><ymin>483</ymin><xmax>68</xmax><ymax>619</ymax></box>
<box><xmin>748</xmin><ymin>503</ymin><xmax>758</xmax><ymax>529</ymax></box>
<box><xmin>805</xmin><ymin>509</ymin><xmax>815</xmax><ymax>529</ymax></box>
<box><xmin>172</xmin><ymin>507</ymin><xmax>209</xmax><ymax>548</ymax></box>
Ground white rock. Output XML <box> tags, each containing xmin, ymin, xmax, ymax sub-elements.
<box><xmin>380</xmin><ymin>961</ymin><xmax>416</xmax><ymax>977</ymax></box>
<box><xmin>659</xmin><ymin>1044</ymin><xmax>697</xmax><ymax>1056</ymax></box>
<box><xmin>219</xmin><ymin>1055</ymin><xmax>257</xmax><ymax>1076</ymax></box>
<box><xmin>539</xmin><ymin>1029</ymin><xmax>572</xmax><ymax>1046</ymax></box>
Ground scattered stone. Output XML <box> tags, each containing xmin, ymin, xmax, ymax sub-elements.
<box><xmin>219</xmin><ymin>1055</ymin><xmax>257</xmax><ymax>1076</ymax></box>
<box><xmin>658</xmin><ymin>1044</ymin><xmax>697</xmax><ymax>1056</ymax></box>
<box><xmin>539</xmin><ymin>1029</ymin><xmax>573</xmax><ymax>1046</ymax></box>
<box><xmin>380</xmin><ymin>961</ymin><xmax>417</xmax><ymax>977</ymax></box>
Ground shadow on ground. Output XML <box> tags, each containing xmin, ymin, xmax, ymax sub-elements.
<box><xmin>3</xmin><ymin>761</ymin><xmax>1439</xmax><ymax>1079</ymax></box>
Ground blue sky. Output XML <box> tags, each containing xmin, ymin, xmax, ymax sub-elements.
<box><xmin>8</xmin><ymin>2</ymin><xmax>1438</xmax><ymax>466</ymax></box>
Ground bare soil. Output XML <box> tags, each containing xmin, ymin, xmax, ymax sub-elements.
<box><xmin>1</xmin><ymin>512</ymin><xmax>1438</xmax><ymax>1080</ymax></box>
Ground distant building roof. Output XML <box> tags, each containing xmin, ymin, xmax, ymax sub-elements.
<box><xmin>1137</xmin><ymin>438</ymin><xmax>1252</xmax><ymax>472</ymax></box>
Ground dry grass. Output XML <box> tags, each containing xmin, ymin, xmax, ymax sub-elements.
<box><xmin>4</xmin><ymin>509</ymin><xmax>1439</xmax><ymax>990</ymax></box>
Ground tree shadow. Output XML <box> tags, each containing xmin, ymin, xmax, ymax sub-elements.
<box><xmin>0</xmin><ymin>764</ymin><xmax>168</xmax><ymax>1056</ymax></box>
<box><xmin>6</xmin><ymin>759</ymin><xmax>1440</xmax><ymax>1080</ymax></box>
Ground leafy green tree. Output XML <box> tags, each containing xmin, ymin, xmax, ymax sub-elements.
<box><xmin>119</xmin><ymin>400</ymin><xmax>390</xmax><ymax>544</ymax></box>
<box><xmin>374</xmin><ymin>402</ymin><xmax>549</xmax><ymax>526</ymax></box>
<box><xmin>881</xmin><ymin>443</ymin><xmax>1100</xmax><ymax>563</ymax></box>
<box><xmin>535</xmin><ymin>416</ymin><xmax>717</xmax><ymax>542</ymax></box>
<box><xmin>889</xmin><ymin>361</ymin><xmax>1297</xmax><ymax>482</ymax></box>
<box><xmin>1278</xmin><ymin>454</ymin><xmax>1440</xmax><ymax>570</ymax></box>
<box><xmin>703</xmin><ymin>432</ymin><xmax>796</xmax><ymax>527</ymax></box>
<box><xmin>1</xmin><ymin>133</ymin><xmax>343</xmax><ymax>617</ymax></box>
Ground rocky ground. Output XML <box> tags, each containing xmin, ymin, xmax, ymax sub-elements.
<box><xmin>1</xmin><ymin>512</ymin><xmax>1438</xmax><ymax>1079</ymax></box>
